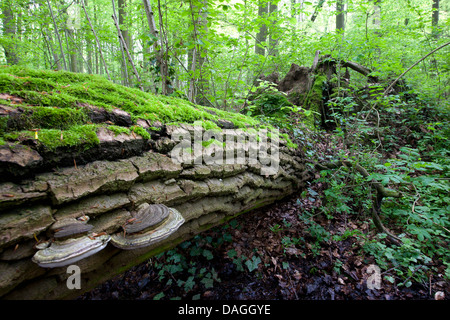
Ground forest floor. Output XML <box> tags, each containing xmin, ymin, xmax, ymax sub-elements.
<box><xmin>78</xmin><ymin>121</ymin><xmax>450</xmax><ymax>301</ymax></box>
<box><xmin>78</xmin><ymin>187</ymin><xmax>449</xmax><ymax>301</ymax></box>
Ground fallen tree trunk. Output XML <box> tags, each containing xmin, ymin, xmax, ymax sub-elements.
<box><xmin>0</xmin><ymin>67</ymin><xmax>312</xmax><ymax>299</ymax></box>
<box><xmin>0</xmin><ymin>129</ymin><xmax>311</xmax><ymax>299</ymax></box>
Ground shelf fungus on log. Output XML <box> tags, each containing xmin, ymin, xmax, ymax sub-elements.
<box><xmin>50</xmin><ymin>215</ymin><xmax>93</xmax><ymax>240</ymax></box>
<box><xmin>32</xmin><ymin>215</ymin><xmax>110</xmax><ymax>268</ymax></box>
<box><xmin>110</xmin><ymin>203</ymin><xmax>185</xmax><ymax>250</ymax></box>
<box><xmin>31</xmin><ymin>234</ymin><xmax>111</xmax><ymax>268</ymax></box>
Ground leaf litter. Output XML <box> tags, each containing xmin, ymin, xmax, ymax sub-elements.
<box><xmin>79</xmin><ymin>186</ymin><xmax>448</xmax><ymax>300</ymax></box>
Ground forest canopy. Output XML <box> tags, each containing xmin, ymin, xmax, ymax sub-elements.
<box><xmin>0</xmin><ymin>0</ymin><xmax>448</xmax><ymax>107</ymax></box>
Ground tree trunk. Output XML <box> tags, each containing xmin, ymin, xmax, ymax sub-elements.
<box><xmin>372</xmin><ymin>0</ymin><xmax>381</xmax><ymax>30</ymax></box>
<box><xmin>118</xmin><ymin>0</ymin><xmax>131</xmax><ymax>85</ymax></box>
<box><xmin>81</xmin><ymin>0</ymin><xmax>111</xmax><ymax>80</ymax></box>
<box><xmin>156</xmin><ymin>0</ymin><xmax>173</xmax><ymax>95</ymax></box>
<box><xmin>67</xmin><ymin>29</ymin><xmax>78</xmax><ymax>73</ymax></box>
<box><xmin>84</xmin><ymin>0</ymin><xmax>93</xmax><ymax>74</ymax></box>
<box><xmin>195</xmin><ymin>1</ymin><xmax>209</xmax><ymax>105</ymax></box>
<box><xmin>0</xmin><ymin>69</ymin><xmax>311</xmax><ymax>299</ymax></box>
<box><xmin>311</xmin><ymin>0</ymin><xmax>326</xmax><ymax>22</ymax></box>
<box><xmin>432</xmin><ymin>0</ymin><xmax>439</xmax><ymax>38</ymax></box>
<box><xmin>142</xmin><ymin>0</ymin><xmax>160</xmax><ymax>93</ymax></box>
<box><xmin>0</xmin><ymin>0</ymin><xmax>20</xmax><ymax>65</ymax></box>
<box><xmin>336</xmin><ymin>0</ymin><xmax>346</xmax><ymax>32</ymax></box>
<box><xmin>47</xmin><ymin>0</ymin><xmax>68</xmax><ymax>70</ymax></box>
<box><xmin>112</xmin><ymin>12</ymin><xmax>143</xmax><ymax>90</ymax></box>
<box><xmin>255</xmin><ymin>0</ymin><xmax>268</xmax><ymax>56</ymax></box>
<box><xmin>268</xmin><ymin>2</ymin><xmax>279</xmax><ymax>57</ymax></box>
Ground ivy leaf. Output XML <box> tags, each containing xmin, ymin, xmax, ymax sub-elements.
<box><xmin>202</xmin><ymin>249</ymin><xmax>214</xmax><ymax>260</ymax></box>
<box><xmin>153</xmin><ymin>292</ymin><xmax>165</xmax><ymax>300</ymax></box>
<box><xmin>227</xmin><ymin>249</ymin><xmax>237</xmax><ymax>258</ymax></box>
<box><xmin>184</xmin><ymin>276</ymin><xmax>195</xmax><ymax>292</ymax></box>
<box><xmin>245</xmin><ymin>256</ymin><xmax>261</xmax><ymax>272</ymax></box>
<box><xmin>201</xmin><ymin>277</ymin><xmax>214</xmax><ymax>288</ymax></box>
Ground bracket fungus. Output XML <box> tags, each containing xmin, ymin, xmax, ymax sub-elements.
<box><xmin>50</xmin><ymin>215</ymin><xmax>93</xmax><ymax>240</ymax></box>
<box><xmin>32</xmin><ymin>215</ymin><xmax>110</xmax><ymax>268</ymax></box>
<box><xmin>110</xmin><ymin>204</ymin><xmax>185</xmax><ymax>250</ymax></box>
<box><xmin>31</xmin><ymin>234</ymin><xmax>111</xmax><ymax>268</ymax></box>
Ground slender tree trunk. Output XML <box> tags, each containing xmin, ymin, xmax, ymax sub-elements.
<box><xmin>311</xmin><ymin>0</ymin><xmax>326</xmax><ymax>22</ymax></box>
<box><xmin>255</xmin><ymin>0</ymin><xmax>268</xmax><ymax>56</ymax></box>
<box><xmin>118</xmin><ymin>0</ymin><xmax>131</xmax><ymax>85</ymax></box>
<box><xmin>84</xmin><ymin>0</ymin><xmax>93</xmax><ymax>73</ymax></box>
<box><xmin>268</xmin><ymin>1</ymin><xmax>279</xmax><ymax>57</ymax></box>
<box><xmin>111</xmin><ymin>0</ymin><xmax>129</xmax><ymax>85</ymax></box>
<box><xmin>1</xmin><ymin>0</ymin><xmax>20</xmax><ymax>65</ymax></box>
<box><xmin>336</xmin><ymin>0</ymin><xmax>346</xmax><ymax>33</ymax></box>
<box><xmin>112</xmin><ymin>4</ymin><xmax>143</xmax><ymax>91</ymax></box>
<box><xmin>432</xmin><ymin>0</ymin><xmax>439</xmax><ymax>38</ymax></box>
<box><xmin>42</xmin><ymin>29</ymin><xmax>61</xmax><ymax>69</ymax></box>
<box><xmin>47</xmin><ymin>0</ymin><xmax>67</xmax><ymax>70</ymax></box>
<box><xmin>67</xmin><ymin>29</ymin><xmax>77</xmax><ymax>72</ymax></box>
<box><xmin>188</xmin><ymin>47</ymin><xmax>197</xmax><ymax>102</ymax></box>
<box><xmin>195</xmin><ymin>0</ymin><xmax>209</xmax><ymax>105</ymax></box>
<box><xmin>372</xmin><ymin>0</ymin><xmax>381</xmax><ymax>30</ymax></box>
<box><xmin>81</xmin><ymin>0</ymin><xmax>111</xmax><ymax>80</ymax></box>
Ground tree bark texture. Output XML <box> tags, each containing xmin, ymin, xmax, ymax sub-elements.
<box><xmin>0</xmin><ymin>90</ymin><xmax>312</xmax><ymax>299</ymax></box>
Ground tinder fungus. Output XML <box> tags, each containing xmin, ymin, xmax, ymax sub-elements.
<box><xmin>32</xmin><ymin>215</ymin><xmax>110</xmax><ymax>268</ymax></box>
<box><xmin>110</xmin><ymin>204</ymin><xmax>184</xmax><ymax>250</ymax></box>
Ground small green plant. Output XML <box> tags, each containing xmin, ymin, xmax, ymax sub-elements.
<box><xmin>245</xmin><ymin>255</ymin><xmax>262</xmax><ymax>272</ymax></box>
<box><xmin>270</xmin><ymin>223</ymin><xmax>283</xmax><ymax>234</ymax></box>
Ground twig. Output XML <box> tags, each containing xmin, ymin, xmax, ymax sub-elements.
<box><xmin>384</xmin><ymin>41</ymin><xmax>450</xmax><ymax>95</ymax></box>
<box><xmin>111</xmin><ymin>0</ymin><xmax>143</xmax><ymax>91</ymax></box>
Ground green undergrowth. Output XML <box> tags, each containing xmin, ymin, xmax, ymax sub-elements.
<box><xmin>309</xmin><ymin>88</ymin><xmax>450</xmax><ymax>287</ymax></box>
<box><xmin>0</xmin><ymin>66</ymin><xmax>295</xmax><ymax>151</ymax></box>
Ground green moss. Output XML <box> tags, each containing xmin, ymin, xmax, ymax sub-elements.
<box><xmin>0</xmin><ymin>117</ymin><xmax>7</xmax><ymax>135</ymax></box>
<box><xmin>3</xmin><ymin>131</ymin><xmax>23</xmax><ymax>141</ymax></box>
<box><xmin>297</xmin><ymin>73</ymin><xmax>326</xmax><ymax>128</ymax></box>
<box><xmin>3</xmin><ymin>125</ymin><xmax>100</xmax><ymax>151</ymax></box>
<box><xmin>0</xmin><ymin>66</ymin><xmax>296</xmax><ymax>149</ymax></box>
<box><xmin>107</xmin><ymin>125</ymin><xmax>131</xmax><ymax>136</ymax></box>
<box><xmin>131</xmin><ymin>125</ymin><xmax>151</xmax><ymax>140</ymax></box>
<box><xmin>30</xmin><ymin>106</ymin><xmax>88</xmax><ymax>129</ymax></box>
<box><xmin>101</xmin><ymin>125</ymin><xmax>151</xmax><ymax>141</ymax></box>
<box><xmin>280</xmin><ymin>133</ymin><xmax>298</xmax><ymax>149</ymax></box>
<box><xmin>202</xmin><ymin>138</ymin><xmax>224</xmax><ymax>148</ymax></box>
<box><xmin>40</xmin><ymin>125</ymin><xmax>100</xmax><ymax>151</ymax></box>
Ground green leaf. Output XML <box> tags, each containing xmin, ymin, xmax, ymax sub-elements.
<box><xmin>245</xmin><ymin>256</ymin><xmax>261</xmax><ymax>272</ymax></box>
<box><xmin>202</xmin><ymin>249</ymin><xmax>214</xmax><ymax>260</ymax></box>
<box><xmin>201</xmin><ymin>277</ymin><xmax>214</xmax><ymax>288</ymax></box>
<box><xmin>184</xmin><ymin>276</ymin><xmax>195</xmax><ymax>292</ymax></box>
<box><xmin>227</xmin><ymin>249</ymin><xmax>237</xmax><ymax>258</ymax></box>
<box><xmin>153</xmin><ymin>292</ymin><xmax>165</xmax><ymax>300</ymax></box>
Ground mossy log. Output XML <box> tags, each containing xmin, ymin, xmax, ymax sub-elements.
<box><xmin>0</xmin><ymin>67</ymin><xmax>312</xmax><ymax>299</ymax></box>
